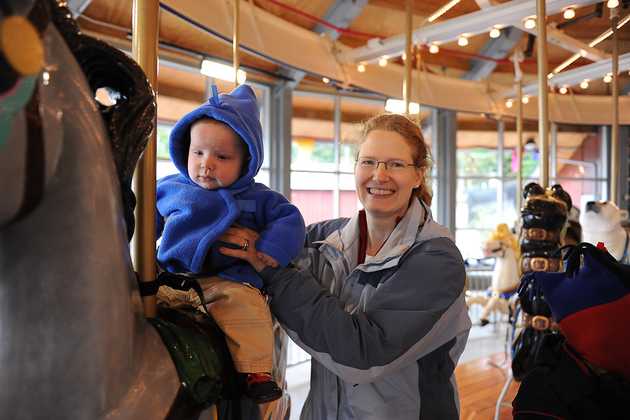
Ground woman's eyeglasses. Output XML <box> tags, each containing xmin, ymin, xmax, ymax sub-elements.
<box><xmin>355</xmin><ymin>158</ymin><xmax>418</xmax><ymax>172</ymax></box>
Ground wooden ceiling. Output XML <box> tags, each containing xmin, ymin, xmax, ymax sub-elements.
<box><xmin>78</xmin><ymin>0</ymin><xmax>630</xmax><ymax>129</ymax></box>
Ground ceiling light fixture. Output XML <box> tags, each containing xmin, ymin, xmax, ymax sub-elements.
<box><xmin>523</xmin><ymin>16</ymin><xmax>536</xmax><ymax>29</ymax></box>
<box><xmin>562</xmin><ymin>7</ymin><xmax>576</xmax><ymax>19</ymax></box>
<box><xmin>428</xmin><ymin>0</ymin><xmax>462</xmax><ymax>23</ymax></box>
<box><xmin>344</xmin><ymin>0</ymin><xmax>602</xmax><ymax>64</ymax></box>
<box><xmin>357</xmin><ymin>63</ymin><xmax>366</xmax><ymax>72</ymax></box>
<box><xmin>505</xmin><ymin>99</ymin><xmax>514</xmax><ymax>108</ymax></box>
<box><xmin>200</xmin><ymin>59</ymin><xmax>247</xmax><ymax>84</ymax></box>
<box><xmin>559</xmin><ymin>86</ymin><xmax>569</xmax><ymax>94</ymax></box>
<box><xmin>378</xmin><ymin>56</ymin><xmax>388</xmax><ymax>67</ymax></box>
<box><xmin>580</xmin><ymin>79</ymin><xmax>589</xmax><ymax>89</ymax></box>
<box><xmin>385</xmin><ymin>99</ymin><xmax>420</xmax><ymax>114</ymax></box>
<box><xmin>429</xmin><ymin>44</ymin><xmax>440</xmax><ymax>54</ymax></box>
<box><xmin>522</xmin><ymin>95</ymin><xmax>530</xmax><ymax>104</ymax></box>
<box><xmin>603</xmin><ymin>73</ymin><xmax>612</xmax><ymax>83</ymax></box>
<box><xmin>489</xmin><ymin>27</ymin><xmax>501</xmax><ymax>38</ymax></box>
<box><xmin>457</xmin><ymin>35</ymin><xmax>469</xmax><ymax>46</ymax></box>
<box><xmin>322</xmin><ymin>77</ymin><xmax>330</xmax><ymax>84</ymax></box>
<box><xmin>607</xmin><ymin>0</ymin><xmax>619</xmax><ymax>8</ymax></box>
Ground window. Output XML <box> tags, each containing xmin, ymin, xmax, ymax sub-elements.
<box><xmin>289</xmin><ymin>92</ymin><xmax>383</xmax><ymax>225</ymax></box>
<box><xmin>454</xmin><ymin>122</ymin><xmax>609</xmax><ymax>261</ymax></box>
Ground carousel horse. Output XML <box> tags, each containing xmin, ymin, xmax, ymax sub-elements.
<box><xmin>0</xmin><ymin>1</ymin><xmax>287</xmax><ymax>418</ymax></box>
<box><xmin>466</xmin><ymin>224</ymin><xmax>520</xmax><ymax>326</ymax></box>
<box><xmin>511</xmin><ymin>182</ymin><xmax>571</xmax><ymax>381</ymax></box>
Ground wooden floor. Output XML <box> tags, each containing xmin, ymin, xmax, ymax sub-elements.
<box><xmin>456</xmin><ymin>352</ymin><xmax>520</xmax><ymax>420</ymax></box>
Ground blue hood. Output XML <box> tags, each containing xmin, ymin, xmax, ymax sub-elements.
<box><xmin>168</xmin><ymin>84</ymin><xmax>263</xmax><ymax>191</ymax></box>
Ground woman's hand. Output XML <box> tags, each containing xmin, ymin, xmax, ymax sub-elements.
<box><xmin>218</xmin><ymin>226</ymin><xmax>269</xmax><ymax>273</ymax></box>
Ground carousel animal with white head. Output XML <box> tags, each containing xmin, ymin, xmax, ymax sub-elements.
<box><xmin>580</xmin><ymin>200</ymin><xmax>630</xmax><ymax>264</ymax></box>
<box><xmin>467</xmin><ymin>223</ymin><xmax>520</xmax><ymax>326</ymax></box>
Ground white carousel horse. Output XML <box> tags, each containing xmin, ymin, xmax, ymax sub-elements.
<box><xmin>0</xmin><ymin>1</ymin><xmax>287</xmax><ymax>418</ymax></box>
<box><xmin>466</xmin><ymin>239</ymin><xmax>520</xmax><ymax>324</ymax></box>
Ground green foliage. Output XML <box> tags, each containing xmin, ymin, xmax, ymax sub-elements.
<box><xmin>312</xmin><ymin>141</ymin><xmax>334</xmax><ymax>163</ymax></box>
<box><xmin>457</xmin><ymin>148</ymin><xmax>498</xmax><ymax>176</ymax></box>
<box><xmin>157</xmin><ymin>125</ymin><xmax>172</xmax><ymax>160</ymax></box>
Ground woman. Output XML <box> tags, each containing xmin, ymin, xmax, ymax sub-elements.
<box><xmin>221</xmin><ymin>114</ymin><xmax>471</xmax><ymax>419</ymax></box>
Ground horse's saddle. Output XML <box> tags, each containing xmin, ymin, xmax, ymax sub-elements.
<box><xmin>150</xmin><ymin>306</ymin><xmax>239</xmax><ymax>407</ymax></box>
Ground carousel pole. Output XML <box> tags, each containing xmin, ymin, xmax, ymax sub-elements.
<box><xmin>512</xmin><ymin>50</ymin><xmax>525</xmax><ymax>212</ymax></box>
<box><xmin>516</xmin><ymin>80</ymin><xmax>524</xmax><ymax>212</ymax></box>
<box><xmin>403</xmin><ymin>0</ymin><xmax>412</xmax><ymax>115</ymax></box>
<box><xmin>610</xmin><ymin>5</ymin><xmax>619</xmax><ymax>205</ymax></box>
<box><xmin>132</xmin><ymin>0</ymin><xmax>159</xmax><ymax>318</ymax></box>
<box><xmin>536</xmin><ymin>0</ymin><xmax>549</xmax><ymax>188</ymax></box>
<box><xmin>233</xmin><ymin>0</ymin><xmax>240</xmax><ymax>85</ymax></box>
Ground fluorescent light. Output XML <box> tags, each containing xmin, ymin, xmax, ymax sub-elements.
<box><xmin>550</xmin><ymin>14</ymin><xmax>630</xmax><ymax>75</ymax></box>
<box><xmin>385</xmin><ymin>99</ymin><xmax>420</xmax><ymax>114</ymax></box>
<box><xmin>588</xmin><ymin>13</ymin><xmax>630</xmax><ymax>47</ymax></box>
<box><xmin>200</xmin><ymin>59</ymin><xmax>246</xmax><ymax>84</ymax></box>
<box><xmin>504</xmin><ymin>52</ymin><xmax>630</xmax><ymax>98</ymax></box>
<box><xmin>428</xmin><ymin>0</ymin><xmax>461</xmax><ymax>23</ymax></box>
<box><xmin>553</xmin><ymin>53</ymin><xmax>580</xmax><ymax>74</ymax></box>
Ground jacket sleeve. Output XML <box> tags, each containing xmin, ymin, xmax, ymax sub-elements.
<box><xmin>255</xmin><ymin>192</ymin><xmax>306</xmax><ymax>266</ymax></box>
<box><xmin>260</xmin><ymin>237</ymin><xmax>471</xmax><ymax>383</ymax></box>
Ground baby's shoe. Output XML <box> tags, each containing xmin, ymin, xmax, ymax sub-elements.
<box><xmin>244</xmin><ymin>372</ymin><xmax>282</xmax><ymax>404</ymax></box>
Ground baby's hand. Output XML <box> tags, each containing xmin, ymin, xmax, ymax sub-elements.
<box><xmin>257</xmin><ymin>252</ymin><xmax>279</xmax><ymax>268</ymax></box>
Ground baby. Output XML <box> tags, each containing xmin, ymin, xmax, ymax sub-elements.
<box><xmin>156</xmin><ymin>84</ymin><xmax>305</xmax><ymax>403</ymax></box>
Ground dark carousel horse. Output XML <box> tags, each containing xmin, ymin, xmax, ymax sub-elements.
<box><xmin>0</xmin><ymin>1</ymin><xmax>288</xmax><ymax>418</ymax></box>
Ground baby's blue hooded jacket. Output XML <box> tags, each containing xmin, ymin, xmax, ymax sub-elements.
<box><xmin>156</xmin><ymin>85</ymin><xmax>305</xmax><ymax>288</ymax></box>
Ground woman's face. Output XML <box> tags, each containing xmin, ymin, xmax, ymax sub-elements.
<box><xmin>355</xmin><ymin>129</ymin><xmax>423</xmax><ymax>221</ymax></box>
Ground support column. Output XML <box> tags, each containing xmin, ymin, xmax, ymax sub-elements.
<box><xmin>432</xmin><ymin>108</ymin><xmax>457</xmax><ymax>235</ymax></box>
<box><xmin>269</xmin><ymin>83</ymin><xmax>293</xmax><ymax>198</ymax></box>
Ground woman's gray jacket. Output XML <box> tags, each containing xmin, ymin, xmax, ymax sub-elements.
<box><xmin>260</xmin><ymin>199</ymin><xmax>471</xmax><ymax>420</ymax></box>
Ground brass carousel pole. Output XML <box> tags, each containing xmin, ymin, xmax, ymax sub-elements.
<box><xmin>132</xmin><ymin>0</ymin><xmax>159</xmax><ymax>318</ymax></box>
<box><xmin>233</xmin><ymin>0</ymin><xmax>240</xmax><ymax>85</ymax></box>
<box><xmin>516</xmin><ymin>80</ymin><xmax>524</xmax><ymax>212</ymax></box>
<box><xmin>610</xmin><ymin>5</ymin><xmax>619</xmax><ymax>205</ymax></box>
<box><xmin>536</xmin><ymin>0</ymin><xmax>549</xmax><ymax>188</ymax></box>
<box><xmin>403</xmin><ymin>0</ymin><xmax>412</xmax><ymax>115</ymax></box>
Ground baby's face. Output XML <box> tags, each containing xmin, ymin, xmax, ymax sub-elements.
<box><xmin>188</xmin><ymin>120</ymin><xmax>246</xmax><ymax>190</ymax></box>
